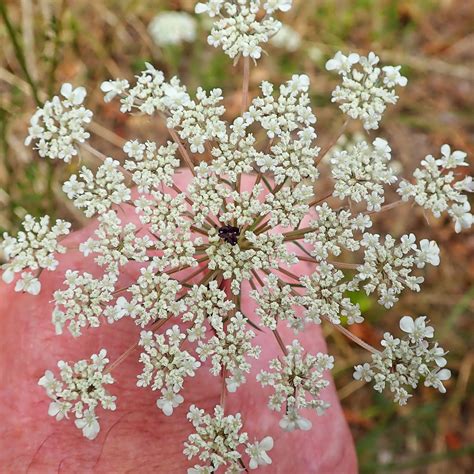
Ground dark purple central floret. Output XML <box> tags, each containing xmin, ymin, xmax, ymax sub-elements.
<box><xmin>218</xmin><ymin>225</ymin><xmax>240</xmax><ymax>246</ymax></box>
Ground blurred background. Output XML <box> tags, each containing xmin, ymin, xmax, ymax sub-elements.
<box><xmin>0</xmin><ymin>0</ymin><xmax>473</xmax><ymax>472</ymax></box>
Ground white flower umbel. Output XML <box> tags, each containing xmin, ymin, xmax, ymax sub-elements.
<box><xmin>353</xmin><ymin>316</ymin><xmax>451</xmax><ymax>405</ymax></box>
<box><xmin>1</xmin><ymin>215</ymin><xmax>70</xmax><ymax>294</ymax></box>
<box><xmin>197</xmin><ymin>312</ymin><xmax>261</xmax><ymax>391</ymax></box>
<box><xmin>355</xmin><ymin>233</ymin><xmax>440</xmax><ymax>308</ymax></box>
<box><xmin>326</xmin><ymin>51</ymin><xmax>407</xmax><ymax>130</ymax></box>
<box><xmin>63</xmin><ymin>157</ymin><xmax>130</xmax><ymax>217</ymax></box>
<box><xmin>250</xmin><ymin>273</ymin><xmax>296</xmax><ymax>330</ymax></box>
<box><xmin>5</xmin><ymin>0</ymin><xmax>472</xmax><ymax>468</ymax></box>
<box><xmin>184</xmin><ymin>404</ymin><xmax>272</xmax><ymax>472</ymax></box>
<box><xmin>257</xmin><ymin>340</ymin><xmax>334</xmax><ymax>431</ymax></box>
<box><xmin>25</xmin><ymin>83</ymin><xmax>92</xmax><ymax>162</ymax></box>
<box><xmin>137</xmin><ymin>325</ymin><xmax>200</xmax><ymax>416</ymax></box>
<box><xmin>52</xmin><ymin>270</ymin><xmax>118</xmax><ymax>336</ymax></box>
<box><xmin>304</xmin><ymin>203</ymin><xmax>372</xmax><ymax>261</ymax></box>
<box><xmin>148</xmin><ymin>11</ymin><xmax>197</xmax><ymax>47</ymax></box>
<box><xmin>299</xmin><ymin>262</ymin><xmax>362</xmax><ymax>325</ymax></box>
<box><xmin>330</xmin><ymin>138</ymin><xmax>397</xmax><ymax>211</ymax></box>
<box><xmin>38</xmin><ymin>349</ymin><xmax>116</xmax><ymax>439</ymax></box>
<box><xmin>398</xmin><ymin>144</ymin><xmax>473</xmax><ymax>232</ymax></box>
<box><xmin>196</xmin><ymin>0</ymin><xmax>291</xmax><ymax>60</ymax></box>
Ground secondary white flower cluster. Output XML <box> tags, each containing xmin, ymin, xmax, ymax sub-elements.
<box><xmin>304</xmin><ymin>203</ymin><xmax>372</xmax><ymax>260</ymax></box>
<box><xmin>123</xmin><ymin>140</ymin><xmax>180</xmax><ymax>192</ymax></box>
<box><xmin>257</xmin><ymin>340</ymin><xmax>334</xmax><ymax>431</ymax></box>
<box><xmin>330</xmin><ymin>137</ymin><xmax>397</xmax><ymax>210</ymax></box>
<box><xmin>137</xmin><ymin>325</ymin><xmax>200</xmax><ymax>416</ymax></box>
<box><xmin>356</xmin><ymin>233</ymin><xmax>440</xmax><ymax>308</ymax></box>
<box><xmin>25</xmin><ymin>83</ymin><xmax>92</xmax><ymax>162</ymax></box>
<box><xmin>250</xmin><ymin>273</ymin><xmax>297</xmax><ymax>330</ymax></box>
<box><xmin>195</xmin><ymin>0</ymin><xmax>292</xmax><ymax>60</ymax></box>
<box><xmin>353</xmin><ymin>316</ymin><xmax>451</xmax><ymax>405</ymax></box>
<box><xmin>326</xmin><ymin>51</ymin><xmax>407</xmax><ymax>130</ymax></box>
<box><xmin>299</xmin><ymin>262</ymin><xmax>362</xmax><ymax>325</ymax></box>
<box><xmin>37</xmin><ymin>349</ymin><xmax>116</xmax><ymax>440</ymax></box>
<box><xmin>5</xmin><ymin>0</ymin><xmax>471</xmax><ymax>466</ymax></box>
<box><xmin>63</xmin><ymin>158</ymin><xmax>130</xmax><ymax>217</ymax></box>
<box><xmin>184</xmin><ymin>404</ymin><xmax>273</xmax><ymax>472</ymax></box>
<box><xmin>148</xmin><ymin>11</ymin><xmax>197</xmax><ymax>47</ymax></box>
<box><xmin>52</xmin><ymin>270</ymin><xmax>118</xmax><ymax>336</ymax></box>
<box><xmin>197</xmin><ymin>312</ymin><xmax>261</xmax><ymax>391</ymax></box>
<box><xmin>398</xmin><ymin>144</ymin><xmax>473</xmax><ymax>232</ymax></box>
<box><xmin>1</xmin><ymin>215</ymin><xmax>70</xmax><ymax>295</ymax></box>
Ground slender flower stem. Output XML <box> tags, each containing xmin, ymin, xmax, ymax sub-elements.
<box><xmin>168</xmin><ymin>127</ymin><xmax>196</xmax><ymax>175</ymax></box>
<box><xmin>315</xmin><ymin>119</ymin><xmax>349</xmax><ymax>167</ymax></box>
<box><xmin>80</xmin><ymin>142</ymin><xmax>131</xmax><ymax>177</ymax></box>
<box><xmin>273</xmin><ymin>329</ymin><xmax>288</xmax><ymax>356</ymax></box>
<box><xmin>275</xmin><ymin>266</ymin><xmax>301</xmax><ymax>282</ymax></box>
<box><xmin>104</xmin><ymin>316</ymin><xmax>171</xmax><ymax>375</ymax></box>
<box><xmin>366</xmin><ymin>199</ymin><xmax>407</xmax><ymax>215</ymax></box>
<box><xmin>220</xmin><ymin>367</ymin><xmax>227</xmax><ymax>408</ymax></box>
<box><xmin>328</xmin><ymin>261</ymin><xmax>361</xmax><ymax>270</ymax></box>
<box><xmin>326</xmin><ymin>319</ymin><xmax>380</xmax><ymax>355</ymax></box>
<box><xmin>283</xmin><ymin>227</ymin><xmax>315</xmax><ymax>241</ymax></box>
<box><xmin>308</xmin><ymin>189</ymin><xmax>335</xmax><ymax>208</ymax></box>
<box><xmin>242</xmin><ymin>57</ymin><xmax>250</xmax><ymax>113</ymax></box>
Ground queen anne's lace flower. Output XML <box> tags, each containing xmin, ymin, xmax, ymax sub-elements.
<box><xmin>196</xmin><ymin>0</ymin><xmax>291</xmax><ymax>60</ymax></box>
<box><xmin>63</xmin><ymin>158</ymin><xmax>130</xmax><ymax>217</ymax></box>
<box><xmin>250</xmin><ymin>273</ymin><xmax>296</xmax><ymax>330</ymax></box>
<box><xmin>25</xmin><ymin>83</ymin><xmax>92</xmax><ymax>162</ymax></box>
<box><xmin>52</xmin><ymin>270</ymin><xmax>118</xmax><ymax>336</ymax></box>
<box><xmin>37</xmin><ymin>349</ymin><xmax>116</xmax><ymax>439</ymax></box>
<box><xmin>353</xmin><ymin>316</ymin><xmax>451</xmax><ymax>405</ymax></box>
<box><xmin>1</xmin><ymin>215</ymin><xmax>70</xmax><ymax>294</ymax></box>
<box><xmin>3</xmin><ymin>0</ymin><xmax>470</xmax><ymax>463</ymax></box>
<box><xmin>330</xmin><ymin>138</ymin><xmax>397</xmax><ymax>210</ymax></box>
<box><xmin>304</xmin><ymin>203</ymin><xmax>372</xmax><ymax>260</ymax></box>
<box><xmin>356</xmin><ymin>233</ymin><xmax>440</xmax><ymax>308</ymax></box>
<box><xmin>257</xmin><ymin>340</ymin><xmax>334</xmax><ymax>431</ymax></box>
<box><xmin>398</xmin><ymin>144</ymin><xmax>473</xmax><ymax>232</ymax></box>
<box><xmin>299</xmin><ymin>262</ymin><xmax>362</xmax><ymax>324</ymax></box>
<box><xmin>123</xmin><ymin>140</ymin><xmax>180</xmax><ymax>192</ymax></box>
<box><xmin>148</xmin><ymin>11</ymin><xmax>197</xmax><ymax>46</ymax></box>
<box><xmin>326</xmin><ymin>51</ymin><xmax>407</xmax><ymax>130</ymax></box>
<box><xmin>137</xmin><ymin>325</ymin><xmax>200</xmax><ymax>415</ymax></box>
<box><xmin>197</xmin><ymin>312</ymin><xmax>261</xmax><ymax>391</ymax></box>
<box><xmin>185</xmin><ymin>404</ymin><xmax>269</xmax><ymax>473</ymax></box>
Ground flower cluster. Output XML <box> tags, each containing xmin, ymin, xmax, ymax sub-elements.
<box><xmin>137</xmin><ymin>325</ymin><xmax>200</xmax><ymax>416</ymax></box>
<box><xmin>184</xmin><ymin>404</ymin><xmax>273</xmax><ymax>472</ymax></box>
<box><xmin>398</xmin><ymin>144</ymin><xmax>473</xmax><ymax>232</ymax></box>
<box><xmin>353</xmin><ymin>316</ymin><xmax>451</xmax><ymax>405</ymax></box>
<box><xmin>299</xmin><ymin>262</ymin><xmax>362</xmax><ymax>325</ymax></box>
<box><xmin>330</xmin><ymin>137</ymin><xmax>397</xmax><ymax>210</ymax></box>
<box><xmin>304</xmin><ymin>203</ymin><xmax>372</xmax><ymax>260</ymax></box>
<box><xmin>1</xmin><ymin>215</ymin><xmax>70</xmax><ymax>295</ymax></box>
<box><xmin>25</xmin><ymin>83</ymin><xmax>92</xmax><ymax>162</ymax></box>
<box><xmin>195</xmin><ymin>0</ymin><xmax>292</xmax><ymax>60</ymax></box>
<box><xmin>148</xmin><ymin>11</ymin><xmax>197</xmax><ymax>46</ymax></box>
<box><xmin>326</xmin><ymin>51</ymin><xmax>407</xmax><ymax>130</ymax></box>
<box><xmin>355</xmin><ymin>233</ymin><xmax>440</xmax><ymax>308</ymax></box>
<box><xmin>3</xmin><ymin>0</ymin><xmax>471</xmax><ymax>469</ymax></box>
<box><xmin>257</xmin><ymin>340</ymin><xmax>334</xmax><ymax>431</ymax></box>
<box><xmin>37</xmin><ymin>349</ymin><xmax>116</xmax><ymax>439</ymax></box>
<box><xmin>197</xmin><ymin>312</ymin><xmax>261</xmax><ymax>391</ymax></box>
<box><xmin>63</xmin><ymin>157</ymin><xmax>130</xmax><ymax>217</ymax></box>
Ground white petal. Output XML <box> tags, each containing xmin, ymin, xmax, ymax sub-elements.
<box><xmin>399</xmin><ymin>316</ymin><xmax>415</xmax><ymax>333</ymax></box>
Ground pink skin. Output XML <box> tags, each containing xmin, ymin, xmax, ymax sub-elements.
<box><xmin>0</xmin><ymin>172</ymin><xmax>357</xmax><ymax>473</ymax></box>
